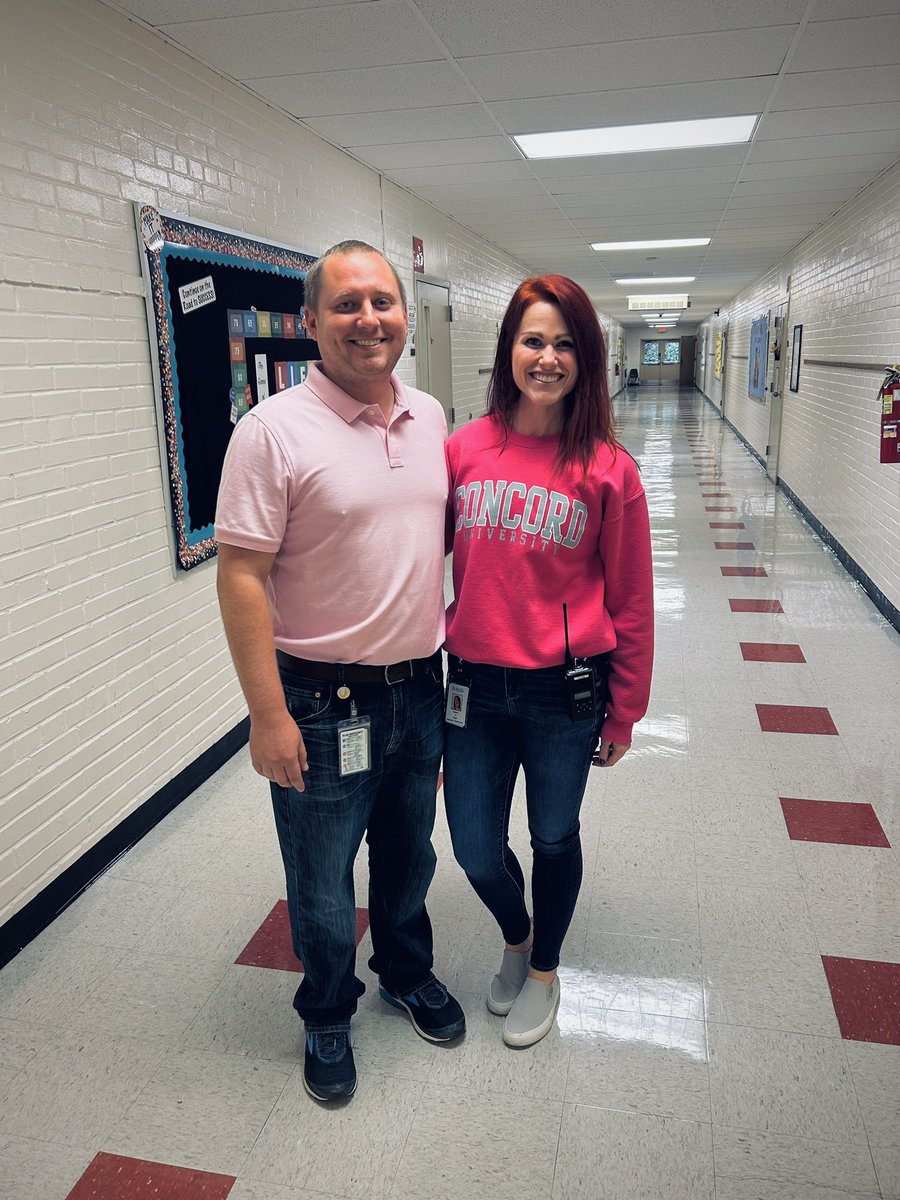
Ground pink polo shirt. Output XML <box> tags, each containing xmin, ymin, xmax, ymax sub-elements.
<box><xmin>215</xmin><ymin>363</ymin><xmax>448</xmax><ymax>665</ymax></box>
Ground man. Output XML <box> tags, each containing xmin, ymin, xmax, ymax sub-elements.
<box><xmin>215</xmin><ymin>240</ymin><xmax>464</xmax><ymax>1103</ymax></box>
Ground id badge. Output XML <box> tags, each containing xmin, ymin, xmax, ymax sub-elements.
<box><xmin>337</xmin><ymin>715</ymin><xmax>371</xmax><ymax>776</ymax></box>
<box><xmin>445</xmin><ymin>680</ymin><xmax>470</xmax><ymax>728</ymax></box>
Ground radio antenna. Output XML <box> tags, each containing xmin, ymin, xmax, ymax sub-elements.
<box><xmin>563</xmin><ymin>603</ymin><xmax>573</xmax><ymax>665</ymax></box>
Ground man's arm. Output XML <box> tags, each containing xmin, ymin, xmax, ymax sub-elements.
<box><xmin>216</xmin><ymin>542</ymin><xmax>308</xmax><ymax>791</ymax></box>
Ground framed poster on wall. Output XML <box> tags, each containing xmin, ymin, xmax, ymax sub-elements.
<box><xmin>135</xmin><ymin>205</ymin><xmax>318</xmax><ymax>570</ymax></box>
<box><xmin>748</xmin><ymin>316</ymin><xmax>768</xmax><ymax>402</ymax></box>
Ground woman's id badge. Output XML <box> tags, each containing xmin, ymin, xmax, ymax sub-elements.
<box><xmin>445</xmin><ymin>680</ymin><xmax>470</xmax><ymax>728</ymax></box>
<box><xmin>337</xmin><ymin>716</ymin><xmax>371</xmax><ymax>776</ymax></box>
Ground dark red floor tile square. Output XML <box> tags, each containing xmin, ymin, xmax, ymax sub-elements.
<box><xmin>780</xmin><ymin>797</ymin><xmax>890</xmax><ymax>847</ymax></box>
<box><xmin>706</xmin><ymin>505</ymin><xmax>737</xmax><ymax>512</ymax></box>
<box><xmin>235</xmin><ymin>900</ymin><xmax>370</xmax><ymax>972</ymax></box>
<box><xmin>709</xmin><ymin>522</ymin><xmax>745</xmax><ymax>529</ymax></box>
<box><xmin>730</xmin><ymin>598</ymin><xmax>784</xmax><ymax>613</ymax></box>
<box><xmin>702</xmin><ymin>492</ymin><xmax>732</xmax><ymax>498</ymax></box>
<box><xmin>822</xmin><ymin>957</ymin><xmax>900</xmax><ymax>1045</ymax></box>
<box><xmin>715</xmin><ymin>541</ymin><xmax>756</xmax><ymax>550</ymax></box>
<box><xmin>756</xmin><ymin>704</ymin><xmax>838</xmax><ymax>734</ymax></box>
<box><xmin>67</xmin><ymin>1153</ymin><xmax>235</xmax><ymax>1199</ymax></box>
<box><xmin>721</xmin><ymin>566</ymin><xmax>768</xmax><ymax>577</ymax></box>
<box><xmin>741</xmin><ymin>642</ymin><xmax>805</xmax><ymax>662</ymax></box>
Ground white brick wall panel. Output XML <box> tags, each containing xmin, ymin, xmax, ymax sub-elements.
<box><xmin>698</xmin><ymin>161</ymin><xmax>900</xmax><ymax>612</ymax></box>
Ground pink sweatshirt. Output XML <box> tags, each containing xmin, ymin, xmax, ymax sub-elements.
<box><xmin>445</xmin><ymin>416</ymin><xmax>653</xmax><ymax>744</ymax></box>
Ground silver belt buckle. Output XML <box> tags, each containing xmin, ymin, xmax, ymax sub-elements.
<box><xmin>384</xmin><ymin>660</ymin><xmax>412</xmax><ymax>685</ymax></box>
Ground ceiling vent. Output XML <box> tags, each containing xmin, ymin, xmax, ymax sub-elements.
<box><xmin>628</xmin><ymin>294</ymin><xmax>690</xmax><ymax>310</ymax></box>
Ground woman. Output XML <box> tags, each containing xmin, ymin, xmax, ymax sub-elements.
<box><xmin>442</xmin><ymin>275</ymin><xmax>653</xmax><ymax>1047</ymax></box>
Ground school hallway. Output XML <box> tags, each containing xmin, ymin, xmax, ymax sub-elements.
<box><xmin>1</xmin><ymin>384</ymin><xmax>898</xmax><ymax>1200</ymax></box>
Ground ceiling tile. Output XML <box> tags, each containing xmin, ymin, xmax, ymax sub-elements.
<box><xmin>748</xmin><ymin>131</ymin><xmax>900</xmax><ymax>161</ymax></box>
<box><xmin>813</xmin><ymin>0</ymin><xmax>900</xmax><ymax>17</ymax></box>
<box><xmin>304</xmin><ymin>105</ymin><xmax>497</xmax><ymax>145</ymax></box>
<box><xmin>457</xmin><ymin>28</ymin><xmax>795</xmax><ymax>101</ymax></box>
<box><xmin>411</xmin><ymin>179</ymin><xmax>549</xmax><ymax>201</ymax></box>
<box><xmin>789</xmin><ymin>14</ymin><xmax>900</xmax><ymax>71</ymax></box>
<box><xmin>773</xmin><ymin>66</ymin><xmax>900</xmax><ymax>110</ymax></box>
<box><xmin>758</xmin><ymin>103</ymin><xmax>900</xmax><ymax>140</ymax></box>
<box><xmin>347</xmin><ymin>136</ymin><xmax>521</xmax><ymax>170</ymax></box>
<box><xmin>738</xmin><ymin>154</ymin><xmax>897</xmax><ymax>179</ymax></box>
<box><xmin>160</xmin><ymin>1</ymin><xmax>445</xmax><ymax>79</ymax></box>
<box><xmin>413</xmin><ymin>0</ymin><xmax>807</xmax><ymax>57</ymax></box>
<box><xmin>117</xmin><ymin>0</ymin><xmax>359</xmax><ymax>19</ymax></box>
<box><xmin>246</xmin><ymin>62</ymin><xmax>472</xmax><ymax>117</ymax></box>
<box><xmin>385</xmin><ymin>161</ymin><xmax>538</xmax><ymax>187</ymax></box>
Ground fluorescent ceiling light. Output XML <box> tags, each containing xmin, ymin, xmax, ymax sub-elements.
<box><xmin>593</xmin><ymin>238</ymin><xmax>710</xmax><ymax>251</ymax></box>
<box><xmin>514</xmin><ymin>115</ymin><xmax>757</xmax><ymax>159</ymax></box>
<box><xmin>616</xmin><ymin>276</ymin><xmax>695</xmax><ymax>285</ymax></box>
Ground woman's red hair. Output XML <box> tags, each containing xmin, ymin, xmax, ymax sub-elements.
<box><xmin>486</xmin><ymin>275</ymin><xmax>616</xmax><ymax>472</ymax></box>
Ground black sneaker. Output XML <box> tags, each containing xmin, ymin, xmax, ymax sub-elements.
<box><xmin>303</xmin><ymin>1024</ymin><xmax>356</xmax><ymax>1101</ymax></box>
<box><xmin>379</xmin><ymin>974</ymin><xmax>466</xmax><ymax>1042</ymax></box>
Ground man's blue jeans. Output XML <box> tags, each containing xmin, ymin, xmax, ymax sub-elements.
<box><xmin>443</xmin><ymin>659</ymin><xmax>607</xmax><ymax>973</ymax></box>
<box><xmin>270</xmin><ymin>661</ymin><xmax>443</xmax><ymax>1027</ymax></box>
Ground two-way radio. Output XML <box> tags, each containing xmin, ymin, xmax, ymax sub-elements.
<box><xmin>562</xmin><ymin>603</ymin><xmax>597</xmax><ymax>723</ymax></box>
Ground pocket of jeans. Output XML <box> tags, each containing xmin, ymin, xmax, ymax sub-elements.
<box><xmin>282</xmin><ymin>680</ymin><xmax>334</xmax><ymax>725</ymax></box>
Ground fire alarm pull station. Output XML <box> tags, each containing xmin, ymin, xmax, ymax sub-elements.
<box><xmin>879</xmin><ymin>365</ymin><xmax>900</xmax><ymax>464</ymax></box>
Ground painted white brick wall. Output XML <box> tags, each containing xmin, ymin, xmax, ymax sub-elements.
<box><xmin>0</xmin><ymin>0</ymin><xmax>547</xmax><ymax>928</ymax></box>
<box><xmin>698</xmin><ymin>160</ymin><xmax>900</xmax><ymax>613</ymax></box>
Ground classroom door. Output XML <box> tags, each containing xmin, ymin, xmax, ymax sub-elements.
<box><xmin>415</xmin><ymin>279</ymin><xmax>454</xmax><ymax>428</ymax></box>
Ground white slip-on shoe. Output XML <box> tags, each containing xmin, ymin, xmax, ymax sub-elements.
<box><xmin>487</xmin><ymin>948</ymin><xmax>530</xmax><ymax>1015</ymax></box>
<box><xmin>502</xmin><ymin>976</ymin><xmax>561</xmax><ymax>1047</ymax></box>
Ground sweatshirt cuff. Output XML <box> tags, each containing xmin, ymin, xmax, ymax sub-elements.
<box><xmin>600</xmin><ymin>717</ymin><xmax>634</xmax><ymax>745</ymax></box>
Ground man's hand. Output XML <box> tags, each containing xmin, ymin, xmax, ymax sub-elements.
<box><xmin>250</xmin><ymin>708</ymin><xmax>309</xmax><ymax>791</ymax></box>
<box><xmin>593</xmin><ymin>739</ymin><xmax>630</xmax><ymax>769</ymax></box>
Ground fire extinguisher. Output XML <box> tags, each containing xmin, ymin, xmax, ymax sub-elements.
<box><xmin>879</xmin><ymin>365</ymin><xmax>900</xmax><ymax>464</ymax></box>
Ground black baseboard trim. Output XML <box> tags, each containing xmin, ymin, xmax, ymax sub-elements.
<box><xmin>696</xmin><ymin>390</ymin><xmax>900</xmax><ymax>635</ymax></box>
<box><xmin>777</xmin><ymin>480</ymin><xmax>900</xmax><ymax>635</ymax></box>
<box><xmin>0</xmin><ymin>716</ymin><xmax>250</xmax><ymax>972</ymax></box>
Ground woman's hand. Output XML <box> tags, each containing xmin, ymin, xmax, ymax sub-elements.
<box><xmin>593</xmin><ymin>739</ymin><xmax>630</xmax><ymax>768</ymax></box>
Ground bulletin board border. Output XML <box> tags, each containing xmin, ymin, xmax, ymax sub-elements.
<box><xmin>134</xmin><ymin>204</ymin><xmax>317</xmax><ymax>571</ymax></box>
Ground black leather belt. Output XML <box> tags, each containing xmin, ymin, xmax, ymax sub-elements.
<box><xmin>276</xmin><ymin>649</ymin><xmax>440</xmax><ymax>685</ymax></box>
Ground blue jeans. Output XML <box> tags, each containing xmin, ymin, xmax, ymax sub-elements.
<box><xmin>270</xmin><ymin>660</ymin><xmax>443</xmax><ymax>1026</ymax></box>
<box><xmin>443</xmin><ymin>659</ymin><xmax>607</xmax><ymax>973</ymax></box>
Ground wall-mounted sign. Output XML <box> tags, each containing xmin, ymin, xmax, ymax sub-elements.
<box><xmin>412</xmin><ymin>236</ymin><xmax>425</xmax><ymax>273</ymax></box>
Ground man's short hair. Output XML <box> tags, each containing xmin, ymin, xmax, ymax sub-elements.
<box><xmin>303</xmin><ymin>240</ymin><xmax>407</xmax><ymax>313</ymax></box>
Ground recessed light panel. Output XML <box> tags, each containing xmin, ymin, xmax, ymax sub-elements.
<box><xmin>592</xmin><ymin>238</ymin><xmax>710</xmax><ymax>251</ymax></box>
<box><xmin>514</xmin><ymin>115</ymin><xmax>758</xmax><ymax>159</ymax></box>
<box><xmin>616</xmin><ymin>277</ymin><xmax>695</xmax><ymax>285</ymax></box>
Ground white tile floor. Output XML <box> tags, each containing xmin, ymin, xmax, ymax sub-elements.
<box><xmin>1</xmin><ymin>387</ymin><xmax>900</xmax><ymax>1199</ymax></box>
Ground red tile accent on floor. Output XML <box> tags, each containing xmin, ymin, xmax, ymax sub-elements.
<box><xmin>714</xmin><ymin>541</ymin><xmax>756</xmax><ymax>550</ymax></box>
<box><xmin>730</xmin><ymin>599</ymin><xmax>784</xmax><ymax>613</ymax></box>
<box><xmin>235</xmin><ymin>900</ymin><xmax>370</xmax><ymax>972</ymax></box>
<box><xmin>709</xmin><ymin>522</ymin><xmax>745</xmax><ymax>529</ymax></box>
<box><xmin>706</xmin><ymin>506</ymin><xmax>737</xmax><ymax>512</ymax></box>
<box><xmin>741</xmin><ymin>642</ymin><xmax>806</xmax><ymax>663</ymax></box>
<box><xmin>702</xmin><ymin>492</ymin><xmax>732</xmax><ymax>498</ymax></box>
<box><xmin>67</xmin><ymin>1153</ymin><xmax>235</xmax><ymax>1199</ymax></box>
<box><xmin>780</xmin><ymin>797</ymin><xmax>890</xmax><ymax>847</ymax></box>
<box><xmin>822</xmin><ymin>956</ymin><xmax>900</xmax><ymax>1045</ymax></box>
<box><xmin>721</xmin><ymin>566</ymin><xmax>768</xmax><ymax>577</ymax></box>
<box><xmin>756</xmin><ymin>704</ymin><xmax>838</xmax><ymax>734</ymax></box>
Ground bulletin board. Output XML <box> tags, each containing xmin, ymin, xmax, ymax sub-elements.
<box><xmin>135</xmin><ymin>204</ymin><xmax>319</xmax><ymax>570</ymax></box>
